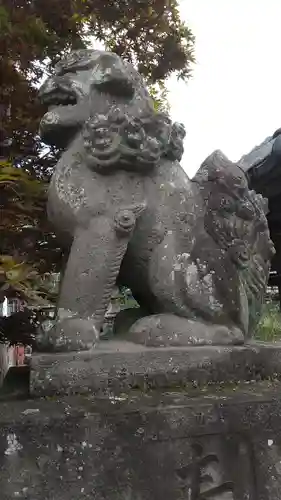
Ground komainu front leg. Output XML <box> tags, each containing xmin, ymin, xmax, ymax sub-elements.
<box><xmin>37</xmin><ymin>204</ymin><xmax>145</xmax><ymax>352</ymax></box>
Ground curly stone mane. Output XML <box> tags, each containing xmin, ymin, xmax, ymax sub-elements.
<box><xmin>83</xmin><ymin>108</ymin><xmax>186</xmax><ymax>173</ymax></box>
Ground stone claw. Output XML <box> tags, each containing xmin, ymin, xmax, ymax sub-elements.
<box><xmin>35</xmin><ymin>318</ymin><xmax>99</xmax><ymax>353</ymax></box>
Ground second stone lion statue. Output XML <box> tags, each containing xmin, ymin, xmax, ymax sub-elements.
<box><xmin>38</xmin><ymin>49</ymin><xmax>274</xmax><ymax>351</ymax></box>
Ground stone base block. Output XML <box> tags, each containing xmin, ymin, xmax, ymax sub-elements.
<box><xmin>1</xmin><ymin>382</ymin><xmax>281</xmax><ymax>499</ymax></box>
<box><xmin>2</xmin><ymin>341</ymin><xmax>281</xmax><ymax>498</ymax></box>
<box><xmin>31</xmin><ymin>340</ymin><xmax>281</xmax><ymax>396</ymax></box>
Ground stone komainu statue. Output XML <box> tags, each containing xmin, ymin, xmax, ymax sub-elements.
<box><xmin>38</xmin><ymin>49</ymin><xmax>275</xmax><ymax>351</ymax></box>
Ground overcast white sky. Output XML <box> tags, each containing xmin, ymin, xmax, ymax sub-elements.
<box><xmin>168</xmin><ymin>0</ymin><xmax>281</xmax><ymax>176</ymax></box>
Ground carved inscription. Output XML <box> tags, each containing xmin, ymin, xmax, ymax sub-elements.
<box><xmin>176</xmin><ymin>443</ymin><xmax>234</xmax><ymax>499</ymax></box>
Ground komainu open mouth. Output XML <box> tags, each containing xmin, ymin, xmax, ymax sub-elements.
<box><xmin>41</xmin><ymin>89</ymin><xmax>77</xmax><ymax>110</ymax></box>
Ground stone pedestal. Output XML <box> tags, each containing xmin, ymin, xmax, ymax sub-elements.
<box><xmin>1</xmin><ymin>341</ymin><xmax>281</xmax><ymax>499</ymax></box>
<box><xmin>31</xmin><ymin>340</ymin><xmax>281</xmax><ymax>396</ymax></box>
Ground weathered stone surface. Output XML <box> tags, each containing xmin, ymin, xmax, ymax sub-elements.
<box><xmin>128</xmin><ymin>314</ymin><xmax>244</xmax><ymax>346</ymax></box>
<box><xmin>38</xmin><ymin>48</ymin><xmax>274</xmax><ymax>352</ymax></box>
<box><xmin>1</xmin><ymin>381</ymin><xmax>281</xmax><ymax>499</ymax></box>
<box><xmin>5</xmin><ymin>342</ymin><xmax>281</xmax><ymax>498</ymax></box>
<box><xmin>30</xmin><ymin>340</ymin><xmax>281</xmax><ymax>397</ymax></box>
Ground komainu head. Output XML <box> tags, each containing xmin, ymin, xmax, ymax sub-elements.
<box><xmin>38</xmin><ymin>49</ymin><xmax>186</xmax><ymax>171</ymax></box>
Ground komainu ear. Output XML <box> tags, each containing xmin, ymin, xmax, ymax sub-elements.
<box><xmin>91</xmin><ymin>55</ymin><xmax>135</xmax><ymax>98</ymax></box>
<box><xmin>164</xmin><ymin>121</ymin><xmax>186</xmax><ymax>162</ymax></box>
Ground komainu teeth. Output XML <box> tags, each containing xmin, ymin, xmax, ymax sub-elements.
<box><xmin>42</xmin><ymin>92</ymin><xmax>77</xmax><ymax>107</ymax></box>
